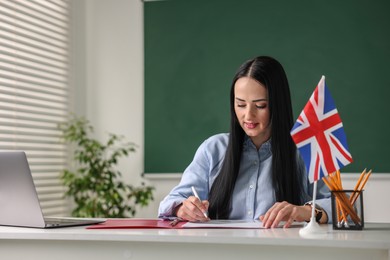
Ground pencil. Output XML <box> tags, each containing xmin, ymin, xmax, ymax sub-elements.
<box><xmin>351</xmin><ymin>169</ymin><xmax>372</xmax><ymax>205</ymax></box>
<box><xmin>350</xmin><ymin>169</ymin><xmax>366</xmax><ymax>204</ymax></box>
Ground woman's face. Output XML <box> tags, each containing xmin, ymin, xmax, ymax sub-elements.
<box><xmin>234</xmin><ymin>77</ymin><xmax>271</xmax><ymax>148</ymax></box>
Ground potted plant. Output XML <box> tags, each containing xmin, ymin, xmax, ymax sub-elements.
<box><xmin>59</xmin><ymin>116</ymin><xmax>154</xmax><ymax>218</ymax></box>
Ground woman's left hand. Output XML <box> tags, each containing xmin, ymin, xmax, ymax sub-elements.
<box><xmin>259</xmin><ymin>201</ymin><xmax>311</xmax><ymax>228</ymax></box>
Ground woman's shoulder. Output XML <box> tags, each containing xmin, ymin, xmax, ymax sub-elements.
<box><xmin>197</xmin><ymin>133</ymin><xmax>229</xmax><ymax>165</ymax></box>
<box><xmin>196</xmin><ymin>133</ymin><xmax>229</xmax><ymax>158</ymax></box>
<box><xmin>202</xmin><ymin>133</ymin><xmax>229</xmax><ymax>147</ymax></box>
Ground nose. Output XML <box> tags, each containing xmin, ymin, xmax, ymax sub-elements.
<box><xmin>245</xmin><ymin>106</ymin><xmax>256</xmax><ymax>121</ymax></box>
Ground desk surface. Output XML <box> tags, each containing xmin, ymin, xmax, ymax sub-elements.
<box><xmin>1</xmin><ymin>223</ymin><xmax>390</xmax><ymax>260</ymax></box>
<box><xmin>1</xmin><ymin>223</ymin><xmax>390</xmax><ymax>249</ymax></box>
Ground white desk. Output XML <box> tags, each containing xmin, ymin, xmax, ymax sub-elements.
<box><xmin>1</xmin><ymin>223</ymin><xmax>390</xmax><ymax>260</ymax></box>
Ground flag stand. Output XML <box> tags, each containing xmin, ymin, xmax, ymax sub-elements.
<box><xmin>291</xmin><ymin>75</ymin><xmax>352</xmax><ymax>237</ymax></box>
<box><xmin>299</xmin><ymin>181</ymin><xmax>327</xmax><ymax>237</ymax></box>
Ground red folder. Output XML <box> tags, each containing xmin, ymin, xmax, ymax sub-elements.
<box><xmin>86</xmin><ymin>219</ymin><xmax>186</xmax><ymax>229</ymax></box>
<box><xmin>87</xmin><ymin>219</ymin><xmax>289</xmax><ymax>229</ymax></box>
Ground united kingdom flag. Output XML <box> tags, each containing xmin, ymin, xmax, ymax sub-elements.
<box><xmin>291</xmin><ymin>76</ymin><xmax>353</xmax><ymax>183</ymax></box>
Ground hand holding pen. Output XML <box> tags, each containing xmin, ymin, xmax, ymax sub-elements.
<box><xmin>174</xmin><ymin>186</ymin><xmax>209</xmax><ymax>222</ymax></box>
<box><xmin>191</xmin><ymin>186</ymin><xmax>209</xmax><ymax>218</ymax></box>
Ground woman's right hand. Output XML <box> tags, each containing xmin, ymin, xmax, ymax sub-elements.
<box><xmin>175</xmin><ymin>196</ymin><xmax>210</xmax><ymax>222</ymax></box>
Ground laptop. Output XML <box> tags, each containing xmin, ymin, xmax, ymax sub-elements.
<box><xmin>0</xmin><ymin>151</ymin><xmax>105</xmax><ymax>228</ymax></box>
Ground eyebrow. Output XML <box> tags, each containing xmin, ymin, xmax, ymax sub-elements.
<box><xmin>235</xmin><ymin>97</ymin><xmax>268</xmax><ymax>102</ymax></box>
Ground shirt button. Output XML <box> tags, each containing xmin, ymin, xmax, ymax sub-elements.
<box><xmin>249</xmin><ymin>185</ymin><xmax>254</xmax><ymax>189</ymax></box>
<box><xmin>248</xmin><ymin>211</ymin><xmax>252</xmax><ymax>215</ymax></box>
<box><xmin>253</xmin><ymin>161</ymin><xmax>257</xmax><ymax>165</ymax></box>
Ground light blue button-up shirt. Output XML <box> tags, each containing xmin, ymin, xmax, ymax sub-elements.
<box><xmin>158</xmin><ymin>133</ymin><xmax>332</xmax><ymax>222</ymax></box>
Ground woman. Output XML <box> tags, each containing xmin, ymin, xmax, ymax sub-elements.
<box><xmin>158</xmin><ymin>56</ymin><xmax>331</xmax><ymax>228</ymax></box>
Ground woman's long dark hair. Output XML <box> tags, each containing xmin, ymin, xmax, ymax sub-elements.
<box><xmin>208</xmin><ymin>56</ymin><xmax>304</xmax><ymax>219</ymax></box>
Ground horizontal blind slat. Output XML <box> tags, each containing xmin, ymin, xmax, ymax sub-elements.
<box><xmin>0</xmin><ymin>128</ymin><xmax>63</xmax><ymax>138</ymax></box>
<box><xmin>0</xmin><ymin>146</ymin><xmax>66</xmax><ymax>152</ymax></box>
<box><xmin>0</xmin><ymin>105</ymin><xmax>68</xmax><ymax>119</ymax></box>
<box><xmin>0</xmin><ymin>97</ymin><xmax>68</xmax><ymax>111</ymax></box>
<box><xmin>29</xmin><ymin>161</ymin><xmax>66</xmax><ymax>166</ymax></box>
<box><xmin>39</xmin><ymin>195</ymin><xmax>66</xmax><ymax>203</ymax></box>
<box><xmin>33</xmin><ymin>173</ymin><xmax>62</xmax><ymax>181</ymax></box>
<box><xmin>0</xmin><ymin>138</ymin><xmax>64</xmax><ymax>146</ymax></box>
<box><xmin>25</xmin><ymin>151</ymin><xmax>67</xmax><ymax>156</ymax></box>
<box><xmin>0</xmin><ymin>121</ymin><xmax>63</xmax><ymax>131</ymax></box>
<box><xmin>30</xmin><ymin>168</ymin><xmax>67</xmax><ymax>173</ymax></box>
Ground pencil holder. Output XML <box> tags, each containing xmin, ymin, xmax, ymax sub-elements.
<box><xmin>331</xmin><ymin>190</ymin><xmax>364</xmax><ymax>230</ymax></box>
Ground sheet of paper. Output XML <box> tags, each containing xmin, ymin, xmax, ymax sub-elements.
<box><xmin>182</xmin><ymin>220</ymin><xmax>305</xmax><ymax>229</ymax></box>
<box><xmin>182</xmin><ymin>220</ymin><xmax>262</xmax><ymax>228</ymax></box>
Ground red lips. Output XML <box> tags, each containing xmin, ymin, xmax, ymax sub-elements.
<box><xmin>244</xmin><ymin>122</ymin><xmax>258</xmax><ymax>129</ymax></box>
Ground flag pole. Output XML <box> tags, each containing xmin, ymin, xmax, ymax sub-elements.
<box><xmin>299</xmin><ymin>180</ymin><xmax>326</xmax><ymax>236</ymax></box>
<box><xmin>310</xmin><ymin>180</ymin><xmax>318</xmax><ymax>222</ymax></box>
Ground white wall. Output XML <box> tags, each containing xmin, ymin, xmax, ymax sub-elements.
<box><xmin>73</xmin><ymin>0</ymin><xmax>177</xmax><ymax>218</ymax></box>
<box><xmin>73</xmin><ymin>0</ymin><xmax>390</xmax><ymax>222</ymax></box>
<box><xmin>84</xmin><ymin>0</ymin><xmax>144</xmax><ymax>184</ymax></box>
<box><xmin>73</xmin><ymin>0</ymin><xmax>155</xmax><ymax>217</ymax></box>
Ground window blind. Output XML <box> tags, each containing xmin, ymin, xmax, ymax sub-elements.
<box><xmin>0</xmin><ymin>0</ymin><xmax>71</xmax><ymax>216</ymax></box>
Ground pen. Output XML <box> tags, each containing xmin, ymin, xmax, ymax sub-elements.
<box><xmin>191</xmin><ymin>186</ymin><xmax>208</xmax><ymax>218</ymax></box>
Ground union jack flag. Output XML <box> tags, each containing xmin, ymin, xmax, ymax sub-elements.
<box><xmin>291</xmin><ymin>76</ymin><xmax>353</xmax><ymax>183</ymax></box>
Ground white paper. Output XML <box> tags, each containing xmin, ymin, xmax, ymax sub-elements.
<box><xmin>182</xmin><ymin>220</ymin><xmax>305</xmax><ymax>229</ymax></box>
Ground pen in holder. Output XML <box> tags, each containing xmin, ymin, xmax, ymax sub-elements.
<box><xmin>331</xmin><ymin>190</ymin><xmax>364</xmax><ymax>230</ymax></box>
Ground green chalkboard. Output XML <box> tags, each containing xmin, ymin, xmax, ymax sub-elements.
<box><xmin>144</xmin><ymin>0</ymin><xmax>390</xmax><ymax>173</ymax></box>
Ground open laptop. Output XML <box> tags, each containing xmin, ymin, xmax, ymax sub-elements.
<box><xmin>0</xmin><ymin>151</ymin><xmax>105</xmax><ymax>228</ymax></box>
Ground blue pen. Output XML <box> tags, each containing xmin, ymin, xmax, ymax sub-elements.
<box><xmin>191</xmin><ymin>186</ymin><xmax>208</xmax><ymax>218</ymax></box>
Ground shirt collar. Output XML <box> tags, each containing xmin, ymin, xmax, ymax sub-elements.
<box><xmin>243</xmin><ymin>135</ymin><xmax>272</xmax><ymax>159</ymax></box>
